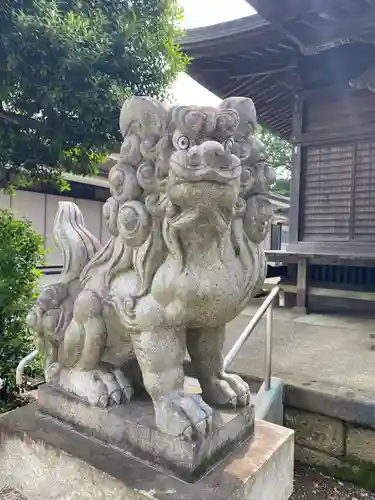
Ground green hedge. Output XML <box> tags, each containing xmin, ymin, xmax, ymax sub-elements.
<box><xmin>0</xmin><ymin>209</ymin><xmax>44</xmax><ymax>402</ymax></box>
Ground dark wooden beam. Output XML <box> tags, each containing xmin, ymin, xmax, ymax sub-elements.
<box><xmin>258</xmin><ymin>107</ymin><xmax>291</xmax><ymax>128</ymax></box>
<box><xmin>248</xmin><ymin>0</ymin><xmax>374</xmax><ymax>22</ymax></box>
<box><xmin>247</xmin><ymin>0</ymin><xmax>375</xmax><ymax>55</ymax></box>
<box><xmin>279</xmin><ymin>124</ymin><xmax>293</xmax><ymax>136</ymax></box>
<box><xmin>262</xmin><ymin>114</ymin><xmax>291</xmax><ymax>132</ymax></box>
<box><xmin>263</xmin><ymin>47</ymin><xmax>281</xmax><ymax>55</ymax></box>
<box><xmin>223</xmin><ymin>74</ymin><xmax>271</xmax><ymax>98</ymax></box>
<box><xmin>310</xmin><ymin>5</ymin><xmax>375</xmax><ymax>49</ymax></box>
<box><xmin>181</xmin><ymin>15</ymin><xmax>283</xmax><ymax>59</ymax></box>
<box><xmin>260</xmin><ymin>97</ymin><xmax>293</xmax><ymax>116</ymax></box>
<box><xmin>229</xmin><ymin>65</ymin><xmax>296</xmax><ymax>80</ymax></box>
<box><xmin>292</xmin><ymin>125</ymin><xmax>375</xmax><ymax>146</ymax></box>
<box><xmin>278</xmin><ymin>43</ymin><xmax>296</xmax><ymax>51</ymax></box>
<box><xmin>258</xmin><ymin>101</ymin><xmax>292</xmax><ymax>119</ymax></box>
<box><xmin>224</xmin><ymin>76</ymin><xmax>258</xmax><ymax>98</ymax></box>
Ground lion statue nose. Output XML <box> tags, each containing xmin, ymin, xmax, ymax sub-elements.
<box><xmin>201</xmin><ymin>141</ymin><xmax>232</xmax><ymax>170</ymax></box>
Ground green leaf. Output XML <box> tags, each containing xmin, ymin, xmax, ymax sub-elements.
<box><xmin>0</xmin><ymin>209</ymin><xmax>44</xmax><ymax>398</ymax></box>
<box><xmin>256</xmin><ymin>126</ymin><xmax>292</xmax><ymax>196</ymax></box>
<box><xmin>0</xmin><ymin>0</ymin><xmax>187</xmax><ymax>188</ymax></box>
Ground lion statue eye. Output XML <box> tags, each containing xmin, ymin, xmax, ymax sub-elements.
<box><xmin>177</xmin><ymin>135</ymin><xmax>190</xmax><ymax>150</ymax></box>
<box><xmin>224</xmin><ymin>139</ymin><xmax>234</xmax><ymax>152</ymax></box>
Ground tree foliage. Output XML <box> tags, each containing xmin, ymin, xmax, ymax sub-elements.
<box><xmin>0</xmin><ymin>0</ymin><xmax>187</xmax><ymax>188</ymax></box>
<box><xmin>0</xmin><ymin>210</ymin><xmax>44</xmax><ymax>401</ymax></box>
<box><xmin>256</xmin><ymin>126</ymin><xmax>292</xmax><ymax>196</ymax></box>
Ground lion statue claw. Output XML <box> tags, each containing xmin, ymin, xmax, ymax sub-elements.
<box><xmin>28</xmin><ymin>96</ymin><xmax>274</xmax><ymax>439</ymax></box>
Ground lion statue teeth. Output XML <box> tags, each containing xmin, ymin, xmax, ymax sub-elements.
<box><xmin>27</xmin><ymin>96</ymin><xmax>275</xmax><ymax>440</ymax></box>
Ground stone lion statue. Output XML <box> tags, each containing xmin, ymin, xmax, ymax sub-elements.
<box><xmin>27</xmin><ymin>96</ymin><xmax>275</xmax><ymax>440</ymax></box>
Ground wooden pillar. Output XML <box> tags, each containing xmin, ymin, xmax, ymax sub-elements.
<box><xmin>288</xmin><ymin>93</ymin><xmax>304</xmax><ymax>249</ymax></box>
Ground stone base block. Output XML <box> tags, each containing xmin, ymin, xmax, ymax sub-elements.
<box><xmin>38</xmin><ymin>383</ymin><xmax>254</xmax><ymax>480</ymax></box>
<box><xmin>255</xmin><ymin>377</ymin><xmax>284</xmax><ymax>425</ymax></box>
<box><xmin>0</xmin><ymin>403</ymin><xmax>294</xmax><ymax>500</ymax></box>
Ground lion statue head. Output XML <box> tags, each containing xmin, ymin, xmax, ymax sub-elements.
<box><xmin>82</xmin><ymin>96</ymin><xmax>274</xmax><ymax>312</ymax></box>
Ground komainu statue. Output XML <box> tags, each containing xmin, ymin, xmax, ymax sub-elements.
<box><xmin>28</xmin><ymin>96</ymin><xmax>275</xmax><ymax>441</ymax></box>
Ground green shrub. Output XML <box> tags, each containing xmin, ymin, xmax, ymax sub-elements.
<box><xmin>0</xmin><ymin>209</ymin><xmax>44</xmax><ymax>402</ymax></box>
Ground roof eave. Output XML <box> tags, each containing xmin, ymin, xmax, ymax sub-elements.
<box><xmin>179</xmin><ymin>14</ymin><xmax>283</xmax><ymax>58</ymax></box>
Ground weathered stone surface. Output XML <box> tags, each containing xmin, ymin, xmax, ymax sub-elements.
<box><xmin>284</xmin><ymin>408</ymin><xmax>344</xmax><ymax>456</ymax></box>
<box><xmin>347</xmin><ymin>426</ymin><xmax>375</xmax><ymax>463</ymax></box>
<box><xmin>0</xmin><ymin>488</ymin><xmax>26</xmax><ymax>500</ymax></box>
<box><xmin>0</xmin><ymin>403</ymin><xmax>294</xmax><ymax>500</ymax></box>
<box><xmin>294</xmin><ymin>445</ymin><xmax>346</xmax><ymax>469</ymax></box>
<box><xmin>38</xmin><ymin>383</ymin><xmax>254</xmax><ymax>479</ymax></box>
<box><xmin>26</xmin><ymin>94</ymin><xmax>274</xmax><ymax>448</ymax></box>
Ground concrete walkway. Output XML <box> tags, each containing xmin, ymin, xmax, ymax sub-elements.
<box><xmin>225</xmin><ymin>300</ymin><xmax>375</xmax><ymax>397</ymax></box>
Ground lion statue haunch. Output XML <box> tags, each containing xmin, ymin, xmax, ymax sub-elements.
<box><xmin>28</xmin><ymin>96</ymin><xmax>275</xmax><ymax>441</ymax></box>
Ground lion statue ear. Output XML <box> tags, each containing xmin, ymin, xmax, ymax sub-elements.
<box><xmin>220</xmin><ymin>97</ymin><xmax>257</xmax><ymax>130</ymax></box>
<box><xmin>119</xmin><ymin>96</ymin><xmax>168</xmax><ymax>139</ymax></box>
<box><xmin>172</xmin><ymin>105</ymin><xmax>206</xmax><ymax>138</ymax></box>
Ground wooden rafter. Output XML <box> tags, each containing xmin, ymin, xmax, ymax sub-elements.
<box><xmin>229</xmin><ymin>65</ymin><xmax>296</xmax><ymax>80</ymax></box>
<box><xmin>223</xmin><ymin>74</ymin><xmax>271</xmax><ymax>98</ymax></box>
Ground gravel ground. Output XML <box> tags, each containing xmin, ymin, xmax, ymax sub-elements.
<box><xmin>2</xmin><ymin>466</ymin><xmax>375</xmax><ymax>499</ymax></box>
<box><xmin>291</xmin><ymin>465</ymin><xmax>375</xmax><ymax>500</ymax></box>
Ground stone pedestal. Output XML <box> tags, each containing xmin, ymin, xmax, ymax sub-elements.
<box><xmin>0</xmin><ymin>402</ymin><xmax>294</xmax><ymax>500</ymax></box>
<box><xmin>38</xmin><ymin>383</ymin><xmax>255</xmax><ymax>480</ymax></box>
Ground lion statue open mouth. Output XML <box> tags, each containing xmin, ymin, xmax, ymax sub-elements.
<box><xmin>27</xmin><ymin>96</ymin><xmax>275</xmax><ymax>441</ymax></box>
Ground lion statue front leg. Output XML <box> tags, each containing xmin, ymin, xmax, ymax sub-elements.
<box><xmin>187</xmin><ymin>326</ymin><xmax>251</xmax><ymax>408</ymax></box>
<box><xmin>131</xmin><ymin>326</ymin><xmax>213</xmax><ymax>439</ymax></box>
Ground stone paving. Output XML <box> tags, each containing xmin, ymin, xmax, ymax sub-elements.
<box><xmin>225</xmin><ymin>300</ymin><xmax>375</xmax><ymax>396</ymax></box>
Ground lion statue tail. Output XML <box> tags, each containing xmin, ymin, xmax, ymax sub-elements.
<box><xmin>53</xmin><ymin>201</ymin><xmax>102</xmax><ymax>284</ymax></box>
<box><xmin>27</xmin><ymin>202</ymin><xmax>102</xmax><ymax>366</ymax></box>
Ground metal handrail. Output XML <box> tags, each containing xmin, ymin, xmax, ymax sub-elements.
<box><xmin>16</xmin><ymin>349</ymin><xmax>39</xmax><ymax>386</ymax></box>
<box><xmin>224</xmin><ymin>286</ymin><xmax>280</xmax><ymax>391</ymax></box>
